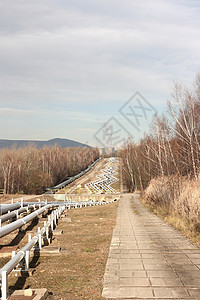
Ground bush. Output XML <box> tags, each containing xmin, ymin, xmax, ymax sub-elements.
<box><xmin>144</xmin><ymin>175</ymin><xmax>200</xmax><ymax>232</ymax></box>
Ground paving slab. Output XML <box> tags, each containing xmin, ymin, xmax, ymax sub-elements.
<box><xmin>102</xmin><ymin>193</ymin><xmax>200</xmax><ymax>299</ymax></box>
<box><xmin>9</xmin><ymin>288</ymin><xmax>48</xmax><ymax>300</ymax></box>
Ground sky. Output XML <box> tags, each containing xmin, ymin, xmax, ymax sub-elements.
<box><xmin>1</xmin><ymin>0</ymin><xmax>200</xmax><ymax>147</ymax></box>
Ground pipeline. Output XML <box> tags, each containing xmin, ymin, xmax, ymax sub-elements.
<box><xmin>0</xmin><ymin>199</ymin><xmax>116</xmax><ymax>299</ymax></box>
<box><xmin>0</xmin><ymin>205</ymin><xmax>52</xmax><ymax>238</ymax></box>
<box><xmin>46</xmin><ymin>157</ymin><xmax>101</xmax><ymax>192</ymax></box>
<box><xmin>0</xmin><ymin>205</ymin><xmax>36</xmax><ymax>224</ymax></box>
<box><xmin>0</xmin><ymin>203</ymin><xmax>22</xmax><ymax>215</ymax></box>
<box><xmin>0</xmin><ymin>205</ymin><xmax>66</xmax><ymax>300</ymax></box>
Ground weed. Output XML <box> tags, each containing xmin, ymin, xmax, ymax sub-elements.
<box><xmin>143</xmin><ymin>175</ymin><xmax>200</xmax><ymax>245</ymax></box>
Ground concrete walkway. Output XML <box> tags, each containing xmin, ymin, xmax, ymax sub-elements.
<box><xmin>102</xmin><ymin>193</ymin><xmax>200</xmax><ymax>299</ymax></box>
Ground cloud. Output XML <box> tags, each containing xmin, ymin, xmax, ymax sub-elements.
<box><xmin>79</xmin><ymin>128</ymin><xmax>94</xmax><ymax>133</ymax></box>
<box><xmin>1</xmin><ymin>0</ymin><xmax>200</xmax><ymax>140</ymax></box>
<box><xmin>56</xmin><ymin>110</ymin><xmax>98</xmax><ymax>122</ymax></box>
<box><xmin>0</xmin><ymin>107</ymin><xmax>36</xmax><ymax>115</ymax></box>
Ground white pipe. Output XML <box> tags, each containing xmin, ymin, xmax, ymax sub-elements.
<box><xmin>0</xmin><ymin>205</ymin><xmax>52</xmax><ymax>238</ymax></box>
<box><xmin>0</xmin><ymin>205</ymin><xmax>35</xmax><ymax>224</ymax></box>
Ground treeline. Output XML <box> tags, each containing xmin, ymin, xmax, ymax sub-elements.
<box><xmin>0</xmin><ymin>145</ymin><xmax>99</xmax><ymax>194</ymax></box>
<box><xmin>121</xmin><ymin>74</ymin><xmax>200</xmax><ymax>191</ymax></box>
<box><xmin>120</xmin><ymin>73</ymin><xmax>200</xmax><ymax>237</ymax></box>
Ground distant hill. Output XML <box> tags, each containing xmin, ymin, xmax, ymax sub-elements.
<box><xmin>0</xmin><ymin>138</ymin><xmax>90</xmax><ymax>149</ymax></box>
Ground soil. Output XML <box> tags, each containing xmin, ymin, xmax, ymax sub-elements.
<box><xmin>4</xmin><ymin>202</ymin><xmax>118</xmax><ymax>299</ymax></box>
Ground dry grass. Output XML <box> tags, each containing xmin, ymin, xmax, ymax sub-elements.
<box><xmin>4</xmin><ymin>201</ymin><xmax>118</xmax><ymax>299</ymax></box>
<box><xmin>142</xmin><ymin>175</ymin><xmax>200</xmax><ymax>245</ymax></box>
<box><xmin>0</xmin><ymin>194</ymin><xmax>25</xmax><ymax>204</ymax></box>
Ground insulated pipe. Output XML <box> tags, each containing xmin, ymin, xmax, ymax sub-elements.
<box><xmin>23</xmin><ymin>201</ymin><xmax>83</xmax><ymax>206</ymax></box>
<box><xmin>46</xmin><ymin>157</ymin><xmax>101</xmax><ymax>192</ymax></box>
<box><xmin>0</xmin><ymin>250</ymin><xmax>25</xmax><ymax>276</ymax></box>
<box><xmin>0</xmin><ymin>205</ymin><xmax>66</xmax><ymax>277</ymax></box>
<box><xmin>23</xmin><ymin>202</ymin><xmax>46</xmax><ymax>206</ymax></box>
<box><xmin>0</xmin><ymin>205</ymin><xmax>68</xmax><ymax>300</ymax></box>
<box><xmin>0</xmin><ymin>235</ymin><xmax>39</xmax><ymax>276</ymax></box>
<box><xmin>23</xmin><ymin>201</ymin><xmax>68</xmax><ymax>206</ymax></box>
<box><xmin>0</xmin><ymin>203</ymin><xmax>22</xmax><ymax>215</ymax></box>
<box><xmin>0</xmin><ymin>205</ymin><xmax>52</xmax><ymax>238</ymax></box>
<box><xmin>0</xmin><ymin>205</ymin><xmax>35</xmax><ymax>224</ymax></box>
<box><xmin>0</xmin><ymin>201</ymin><xmax>110</xmax><ymax>299</ymax></box>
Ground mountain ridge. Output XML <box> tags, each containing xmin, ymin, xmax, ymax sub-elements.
<box><xmin>0</xmin><ymin>138</ymin><xmax>91</xmax><ymax>149</ymax></box>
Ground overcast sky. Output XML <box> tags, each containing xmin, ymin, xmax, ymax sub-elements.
<box><xmin>1</xmin><ymin>0</ymin><xmax>200</xmax><ymax>146</ymax></box>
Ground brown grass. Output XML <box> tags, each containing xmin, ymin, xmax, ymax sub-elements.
<box><xmin>5</xmin><ymin>201</ymin><xmax>118</xmax><ymax>299</ymax></box>
<box><xmin>0</xmin><ymin>194</ymin><xmax>25</xmax><ymax>204</ymax></box>
<box><xmin>142</xmin><ymin>175</ymin><xmax>200</xmax><ymax>245</ymax></box>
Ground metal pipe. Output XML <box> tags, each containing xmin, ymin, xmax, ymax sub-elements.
<box><xmin>0</xmin><ymin>205</ymin><xmax>52</xmax><ymax>238</ymax></box>
<box><xmin>0</xmin><ymin>200</ymin><xmax>112</xmax><ymax>298</ymax></box>
<box><xmin>0</xmin><ymin>235</ymin><xmax>39</xmax><ymax>277</ymax></box>
<box><xmin>0</xmin><ymin>205</ymin><xmax>35</xmax><ymax>224</ymax></box>
<box><xmin>0</xmin><ymin>204</ymin><xmax>67</xmax><ymax>300</ymax></box>
<box><xmin>0</xmin><ymin>206</ymin><xmax>66</xmax><ymax>276</ymax></box>
<box><xmin>0</xmin><ymin>250</ymin><xmax>24</xmax><ymax>275</ymax></box>
<box><xmin>0</xmin><ymin>203</ymin><xmax>22</xmax><ymax>215</ymax></box>
<box><xmin>46</xmin><ymin>157</ymin><xmax>101</xmax><ymax>192</ymax></box>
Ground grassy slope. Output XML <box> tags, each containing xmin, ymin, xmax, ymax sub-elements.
<box><xmin>6</xmin><ymin>201</ymin><xmax>118</xmax><ymax>299</ymax></box>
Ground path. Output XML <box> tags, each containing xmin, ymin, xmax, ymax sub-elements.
<box><xmin>102</xmin><ymin>193</ymin><xmax>200</xmax><ymax>299</ymax></box>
